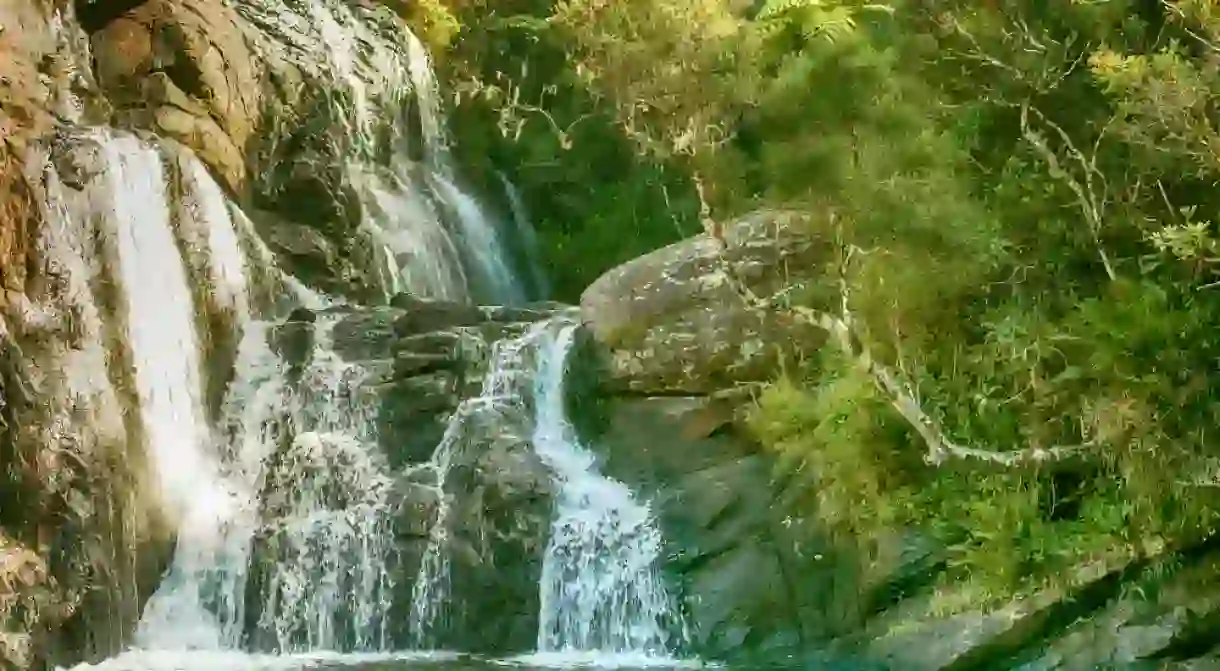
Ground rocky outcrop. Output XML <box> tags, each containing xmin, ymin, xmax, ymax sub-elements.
<box><xmin>580</xmin><ymin>210</ymin><xmax>832</xmax><ymax>395</ymax></box>
<box><xmin>79</xmin><ymin>0</ymin><xmax>420</xmax><ymax>301</ymax></box>
<box><xmin>88</xmin><ymin>0</ymin><xmax>264</xmax><ymax>191</ymax></box>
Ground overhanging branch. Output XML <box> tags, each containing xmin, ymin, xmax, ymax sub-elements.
<box><xmin>701</xmin><ymin>206</ymin><xmax>1095</xmax><ymax>467</ymax></box>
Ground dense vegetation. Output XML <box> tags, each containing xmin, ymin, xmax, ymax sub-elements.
<box><xmin>419</xmin><ymin>0</ymin><xmax>1220</xmax><ymax>608</ymax></box>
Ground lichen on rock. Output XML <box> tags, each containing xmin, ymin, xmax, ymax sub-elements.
<box><xmin>581</xmin><ymin>209</ymin><xmax>831</xmax><ymax>395</ymax></box>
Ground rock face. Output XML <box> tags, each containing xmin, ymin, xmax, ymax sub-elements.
<box><xmin>580</xmin><ymin>210</ymin><xmax>831</xmax><ymax>395</ymax></box>
<box><xmin>0</xmin><ymin>0</ymin><xmax>439</xmax><ymax>665</ymax></box>
<box><xmin>89</xmin><ymin>0</ymin><xmax>262</xmax><ymax>191</ymax></box>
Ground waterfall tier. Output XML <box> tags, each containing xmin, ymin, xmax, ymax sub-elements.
<box><xmin>2</xmin><ymin>0</ymin><xmax>697</xmax><ymax>668</ymax></box>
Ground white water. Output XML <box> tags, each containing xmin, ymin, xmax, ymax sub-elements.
<box><xmin>405</xmin><ymin>325</ymin><xmax>538</xmax><ymax>645</ymax></box>
<box><xmin>36</xmin><ymin>2</ymin><xmax>700</xmax><ymax>668</ymax></box>
<box><xmin>96</xmin><ymin>135</ymin><xmax>235</xmax><ymax>650</ymax></box>
<box><xmin>357</xmin><ymin>163</ymin><xmax>469</xmax><ymax>302</ymax></box>
<box><xmin>233</xmin><ymin>0</ymin><xmax>525</xmax><ymax>305</ymax></box>
<box><xmin>101</xmin><ymin>135</ymin><xmax>219</xmax><ymax>545</ymax></box>
<box><xmin>249</xmin><ymin>316</ymin><xmax>395</xmax><ymax>652</ymax></box>
<box><xmin>48</xmin><ymin>131</ymin><xmax>395</xmax><ymax>658</ymax></box>
<box><xmin>497</xmin><ymin>171</ymin><xmax>549</xmax><ymax>299</ymax></box>
<box><xmin>530</xmin><ymin>323</ymin><xmax>685</xmax><ymax>656</ymax></box>
<box><xmin>181</xmin><ymin>155</ymin><xmax>253</xmax><ymax>321</ymax></box>
<box><xmin>405</xmin><ymin>318</ymin><xmax>688</xmax><ymax>662</ymax></box>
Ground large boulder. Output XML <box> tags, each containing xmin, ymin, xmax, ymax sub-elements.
<box><xmin>580</xmin><ymin>210</ymin><xmax>832</xmax><ymax>395</ymax></box>
<box><xmin>88</xmin><ymin>0</ymin><xmax>265</xmax><ymax>192</ymax></box>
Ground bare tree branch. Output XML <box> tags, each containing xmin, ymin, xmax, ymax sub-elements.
<box><xmin>706</xmin><ymin>211</ymin><xmax>1095</xmax><ymax>467</ymax></box>
<box><xmin>1020</xmin><ymin>103</ymin><xmax>1119</xmax><ymax>281</ymax></box>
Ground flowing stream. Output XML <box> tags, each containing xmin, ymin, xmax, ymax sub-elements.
<box><xmin>28</xmin><ymin>1</ymin><xmax>698</xmax><ymax>668</ymax></box>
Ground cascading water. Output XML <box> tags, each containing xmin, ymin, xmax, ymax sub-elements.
<box><xmin>405</xmin><ymin>326</ymin><xmax>536</xmax><ymax>645</ymax></box>
<box><xmin>235</xmin><ymin>0</ymin><xmax>525</xmax><ymax>305</ymax></box>
<box><xmin>497</xmin><ymin>171</ymin><xmax>550</xmax><ymax>300</ymax></box>
<box><xmin>528</xmin><ymin>321</ymin><xmax>688</xmax><ymax>661</ymax></box>
<box><xmin>40</xmin><ymin>130</ymin><xmax>398</xmax><ymax>662</ymax></box>
<box><xmin>31</xmin><ymin>1</ymin><xmax>709</xmax><ymax>667</ymax></box>
<box><xmin>405</xmin><ymin>317</ymin><xmax>691</xmax><ymax>665</ymax></box>
<box><xmin>96</xmin><ymin>135</ymin><xmax>252</xmax><ymax>652</ymax></box>
<box><xmin>73</xmin><ymin>129</ymin><xmax>696</xmax><ymax>664</ymax></box>
<box><xmin>246</xmin><ymin>316</ymin><xmax>396</xmax><ymax>653</ymax></box>
<box><xmin>101</xmin><ymin>135</ymin><xmax>217</xmax><ymax>537</ymax></box>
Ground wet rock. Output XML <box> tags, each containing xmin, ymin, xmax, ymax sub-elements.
<box><xmin>350</xmin><ymin>299</ymin><xmax>560</xmax><ymax>473</ymax></box>
<box><xmin>439</xmin><ymin>427</ymin><xmax>554</xmax><ymax>654</ymax></box>
<box><xmin>376</xmin><ymin>371</ymin><xmax>460</xmax><ymax>468</ymax></box>
<box><xmin>48</xmin><ymin>135</ymin><xmax>103</xmax><ymax>190</ymax></box>
<box><xmin>589</xmin><ymin>392</ymin><xmax>940</xmax><ymax>664</ymax></box>
<box><xmin>580</xmin><ymin>210</ymin><xmax>832</xmax><ymax>395</ymax></box>
<box><xmin>285</xmin><ymin>307</ymin><xmax>316</xmax><ymax>324</ymax></box>
<box><xmin>391</xmin><ymin>294</ymin><xmax>486</xmax><ymax>335</ymax></box>
<box><xmin>246</xmin><ymin>208</ymin><xmax>345</xmax><ymax>291</ymax></box>
<box><xmin>332</xmin><ymin>307</ymin><xmax>405</xmax><ymax>362</ymax></box>
<box><xmin>270</xmin><ymin>148</ymin><xmax>364</xmax><ymax>238</ymax></box>
<box><xmin>269</xmin><ymin>316</ymin><xmax>315</xmax><ymax>376</ymax></box>
<box><xmin>851</xmin><ymin>555</ymin><xmax>1142</xmax><ymax>670</ymax></box>
<box><xmin>479</xmin><ymin>303</ymin><xmax>569</xmax><ymax>324</ymax></box>
<box><xmin>393</xmin><ymin>352</ymin><xmax>456</xmax><ymax>378</ymax></box>
<box><xmin>388</xmin><ymin>478</ymin><xmax>441</xmax><ymax>540</ymax></box>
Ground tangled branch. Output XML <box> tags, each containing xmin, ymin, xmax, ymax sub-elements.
<box><xmin>697</xmin><ymin>199</ymin><xmax>1095</xmax><ymax>467</ymax></box>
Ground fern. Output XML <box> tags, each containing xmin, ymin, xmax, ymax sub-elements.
<box><xmin>756</xmin><ymin>0</ymin><xmax>825</xmax><ymax>21</ymax></box>
<box><xmin>755</xmin><ymin>0</ymin><xmax>893</xmax><ymax>46</ymax></box>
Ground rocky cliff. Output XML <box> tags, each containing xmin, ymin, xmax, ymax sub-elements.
<box><xmin>0</xmin><ymin>0</ymin><xmax>454</xmax><ymax>666</ymax></box>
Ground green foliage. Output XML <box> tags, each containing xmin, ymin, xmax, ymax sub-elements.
<box><xmin>438</xmin><ymin>0</ymin><xmax>1220</xmax><ymax>609</ymax></box>
<box><xmin>393</xmin><ymin>0</ymin><xmax>462</xmax><ymax>50</ymax></box>
<box><xmin>749</xmin><ymin>358</ymin><xmax>910</xmax><ymax>541</ymax></box>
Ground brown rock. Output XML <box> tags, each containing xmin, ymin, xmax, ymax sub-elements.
<box><xmin>90</xmin><ymin>0</ymin><xmax>264</xmax><ymax>191</ymax></box>
<box><xmin>91</xmin><ymin>17</ymin><xmax>152</xmax><ymax>92</ymax></box>
<box><xmin>0</xmin><ymin>141</ymin><xmax>35</xmax><ymax>313</ymax></box>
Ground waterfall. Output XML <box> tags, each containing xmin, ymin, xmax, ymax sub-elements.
<box><xmin>529</xmin><ymin>321</ymin><xmax>687</xmax><ymax>659</ymax></box>
<box><xmin>406</xmin><ymin>317</ymin><xmax>690</xmax><ymax>663</ymax></box>
<box><xmin>42</xmin><ymin>130</ymin><xmax>396</xmax><ymax>658</ymax></box>
<box><xmin>180</xmin><ymin>157</ymin><xmax>253</xmax><ymax>322</ymax></box>
<box><xmin>405</xmin><ymin>326</ymin><xmax>536</xmax><ymax>645</ymax></box>
<box><xmin>246</xmin><ymin>316</ymin><xmax>395</xmax><ymax>652</ymax></box>
<box><xmin>496</xmin><ymin>171</ymin><xmax>550</xmax><ymax>300</ymax></box>
<box><xmin>101</xmin><ymin>135</ymin><xmax>216</xmax><ymax>536</ymax></box>
<box><xmin>234</xmin><ymin>0</ymin><xmax>525</xmax><ymax>305</ymax></box>
<box><xmin>88</xmin><ymin>133</ymin><xmax>259</xmax><ymax>651</ymax></box>
<box><xmin>25</xmin><ymin>1</ymin><xmax>709</xmax><ymax>667</ymax></box>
